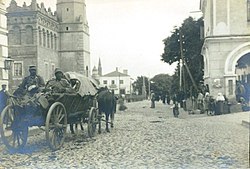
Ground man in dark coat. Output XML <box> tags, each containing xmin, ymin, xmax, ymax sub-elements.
<box><xmin>0</xmin><ymin>84</ymin><xmax>8</xmax><ymax>113</ymax></box>
<box><xmin>45</xmin><ymin>68</ymin><xmax>75</xmax><ymax>93</ymax></box>
<box><xmin>16</xmin><ymin>65</ymin><xmax>45</xmax><ymax>96</ymax></box>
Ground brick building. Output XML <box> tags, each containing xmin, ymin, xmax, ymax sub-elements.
<box><xmin>6</xmin><ymin>0</ymin><xmax>90</xmax><ymax>90</ymax></box>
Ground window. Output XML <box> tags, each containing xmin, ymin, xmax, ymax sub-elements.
<box><xmin>25</xmin><ymin>26</ymin><xmax>33</xmax><ymax>44</ymax></box>
<box><xmin>228</xmin><ymin>80</ymin><xmax>233</xmax><ymax>95</ymax></box>
<box><xmin>45</xmin><ymin>63</ymin><xmax>49</xmax><ymax>81</ymax></box>
<box><xmin>66</xmin><ymin>8</ymin><xmax>69</xmax><ymax>11</ymax></box>
<box><xmin>66</xmin><ymin>27</ymin><xmax>69</xmax><ymax>31</ymax></box>
<box><xmin>119</xmin><ymin>80</ymin><xmax>124</xmax><ymax>84</ymax></box>
<box><xmin>248</xmin><ymin>0</ymin><xmax>250</xmax><ymax>21</ymax></box>
<box><xmin>13</xmin><ymin>62</ymin><xmax>22</xmax><ymax>77</ymax></box>
<box><xmin>112</xmin><ymin>80</ymin><xmax>115</xmax><ymax>84</ymax></box>
<box><xmin>103</xmin><ymin>80</ymin><xmax>107</xmax><ymax>84</ymax></box>
<box><xmin>51</xmin><ymin>64</ymin><xmax>55</xmax><ymax>78</ymax></box>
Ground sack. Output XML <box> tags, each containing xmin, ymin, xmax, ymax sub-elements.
<box><xmin>38</xmin><ymin>95</ymin><xmax>49</xmax><ymax>109</ymax></box>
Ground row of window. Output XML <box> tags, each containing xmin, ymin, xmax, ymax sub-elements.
<box><xmin>38</xmin><ymin>27</ymin><xmax>57</xmax><ymax>50</ymax></box>
<box><xmin>13</xmin><ymin>62</ymin><xmax>55</xmax><ymax>81</ymax></box>
<box><xmin>103</xmin><ymin>80</ymin><xmax>124</xmax><ymax>85</ymax></box>
<box><xmin>8</xmin><ymin>26</ymin><xmax>58</xmax><ymax>50</ymax></box>
<box><xmin>9</xmin><ymin>26</ymin><xmax>33</xmax><ymax>45</ymax></box>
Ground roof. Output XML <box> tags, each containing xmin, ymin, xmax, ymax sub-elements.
<box><xmin>102</xmin><ymin>70</ymin><xmax>129</xmax><ymax>77</ymax></box>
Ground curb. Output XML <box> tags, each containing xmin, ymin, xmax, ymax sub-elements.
<box><xmin>242</xmin><ymin>120</ymin><xmax>250</xmax><ymax>128</ymax></box>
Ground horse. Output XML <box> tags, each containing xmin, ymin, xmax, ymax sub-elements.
<box><xmin>97</xmin><ymin>87</ymin><xmax>117</xmax><ymax>133</ymax></box>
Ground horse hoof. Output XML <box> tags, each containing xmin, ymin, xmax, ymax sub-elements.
<box><xmin>98</xmin><ymin>130</ymin><xmax>101</xmax><ymax>134</ymax></box>
<box><xmin>106</xmin><ymin>129</ymin><xmax>110</xmax><ymax>133</ymax></box>
<box><xmin>111</xmin><ymin>124</ymin><xmax>114</xmax><ymax>128</ymax></box>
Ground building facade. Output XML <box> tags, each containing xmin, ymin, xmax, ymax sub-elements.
<box><xmin>200</xmin><ymin>0</ymin><xmax>250</xmax><ymax>99</ymax></box>
<box><xmin>98</xmin><ymin>67</ymin><xmax>132</xmax><ymax>96</ymax></box>
<box><xmin>0</xmin><ymin>0</ymin><xmax>9</xmax><ymax>87</ymax></box>
<box><xmin>6</xmin><ymin>0</ymin><xmax>90</xmax><ymax>90</ymax></box>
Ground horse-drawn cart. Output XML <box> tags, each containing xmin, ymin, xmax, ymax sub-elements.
<box><xmin>0</xmin><ymin>72</ymin><xmax>99</xmax><ymax>151</ymax></box>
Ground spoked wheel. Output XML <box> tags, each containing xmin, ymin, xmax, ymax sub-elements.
<box><xmin>87</xmin><ymin>107</ymin><xmax>98</xmax><ymax>138</ymax></box>
<box><xmin>45</xmin><ymin>102</ymin><xmax>67</xmax><ymax>151</ymax></box>
<box><xmin>0</xmin><ymin>105</ymin><xmax>28</xmax><ymax>151</ymax></box>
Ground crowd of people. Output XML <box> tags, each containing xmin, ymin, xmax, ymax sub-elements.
<box><xmin>148</xmin><ymin>81</ymin><xmax>250</xmax><ymax>117</ymax></box>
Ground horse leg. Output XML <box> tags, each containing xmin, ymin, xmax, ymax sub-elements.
<box><xmin>106</xmin><ymin>112</ymin><xmax>110</xmax><ymax>133</ymax></box>
<box><xmin>111</xmin><ymin>110</ymin><xmax>114</xmax><ymax>128</ymax></box>
<box><xmin>70</xmin><ymin>124</ymin><xmax>75</xmax><ymax>134</ymax></box>
<box><xmin>80</xmin><ymin>122</ymin><xmax>84</xmax><ymax>131</ymax></box>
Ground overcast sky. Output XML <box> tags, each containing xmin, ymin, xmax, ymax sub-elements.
<box><xmin>5</xmin><ymin>0</ymin><xmax>201</xmax><ymax>79</ymax></box>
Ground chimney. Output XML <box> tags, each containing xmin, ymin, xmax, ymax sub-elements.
<box><xmin>123</xmin><ymin>69</ymin><xmax>128</xmax><ymax>75</ymax></box>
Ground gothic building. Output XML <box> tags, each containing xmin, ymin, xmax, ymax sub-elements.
<box><xmin>6</xmin><ymin>0</ymin><xmax>90</xmax><ymax>90</ymax></box>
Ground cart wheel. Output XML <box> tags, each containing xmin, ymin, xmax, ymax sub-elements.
<box><xmin>0</xmin><ymin>105</ymin><xmax>28</xmax><ymax>151</ymax></box>
<box><xmin>45</xmin><ymin>102</ymin><xmax>67</xmax><ymax>151</ymax></box>
<box><xmin>88</xmin><ymin>107</ymin><xmax>98</xmax><ymax>138</ymax></box>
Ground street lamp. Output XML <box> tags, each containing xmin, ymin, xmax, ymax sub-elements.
<box><xmin>4</xmin><ymin>57</ymin><xmax>14</xmax><ymax>70</ymax></box>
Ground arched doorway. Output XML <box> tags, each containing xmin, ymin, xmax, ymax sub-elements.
<box><xmin>224</xmin><ymin>44</ymin><xmax>250</xmax><ymax>100</ymax></box>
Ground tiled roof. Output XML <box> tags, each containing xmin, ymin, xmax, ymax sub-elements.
<box><xmin>102</xmin><ymin>70</ymin><xmax>129</xmax><ymax>77</ymax></box>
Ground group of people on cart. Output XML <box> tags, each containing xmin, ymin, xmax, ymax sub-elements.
<box><xmin>14</xmin><ymin>66</ymin><xmax>76</xmax><ymax>99</ymax></box>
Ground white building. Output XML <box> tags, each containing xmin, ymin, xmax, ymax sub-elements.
<box><xmin>99</xmin><ymin>67</ymin><xmax>132</xmax><ymax>96</ymax></box>
<box><xmin>200</xmin><ymin>0</ymin><xmax>250</xmax><ymax>99</ymax></box>
<box><xmin>0</xmin><ymin>0</ymin><xmax>9</xmax><ymax>87</ymax></box>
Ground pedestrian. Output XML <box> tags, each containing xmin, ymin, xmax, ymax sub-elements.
<box><xmin>161</xmin><ymin>93</ymin><xmax>166</xmax><ymax>104</ymax></box>
<box><xmin>0</xmin><ymin>84</ymin><xmax>8</xmax><ymax>113</ymax></box>
<box><xmin>45</xmin><ymin>68</ymin><xmax>75</xmax><ymax>93</ymax></box>
<box><xmin>235</xmin><ymin>81</ymin><xmax>245</xmax><ymax>103</ymax></box>
<box><xmin>118</xmin><ymin>94</ymin><xmax>127</xmax><ymax>111</ymax></box>
<box><xmin>15</xmin><ymin>65</ymin><xmax>45</xmax><ymax>97</ymax></box>
<box><xmin>215</xmin><ymin>93</ymin><xmax>225</xmax><ymax>115</ymax></box>
<box><xmin>150</xmin><ymin>90</ymin><xmax>155</xmax><ymax>108</ymax></box>
<box><xmin>166</xmin><ymin>94</ymin><xmax>170</xmax><ymax>105</ymax></box>
<box><xmin>172</xmin><ymin>100</ymin><xmax>179</xmax><ymax>118</ymax></box>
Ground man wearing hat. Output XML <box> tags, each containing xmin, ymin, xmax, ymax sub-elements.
<box><xmin>45</xmin><ymin>68</ymin><xmax>75</xmax><ymax>93</ymax></box>
<box><xmin>18</xmin><ymin>65</ymin><xmax>45</xmax><ymax>96</ymax></box>
<box><xmin>0</xmin><ymin>84</ymin><xmax>8</xmax><ymax>113</ymax></box>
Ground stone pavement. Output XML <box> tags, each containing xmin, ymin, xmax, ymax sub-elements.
<box><xmin>0</xmin><ymin>100</ymin><xmax>249</xmax><ymax>169</ymax></box>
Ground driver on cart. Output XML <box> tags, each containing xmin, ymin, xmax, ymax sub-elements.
<box><xmin>45</xmin><ymin>68</ymin><xmax>75</xmax><ymax>94</ymax></box>
<box><xmin>14</xmin><ymin>65</ymin><xmax>45</xmax><ymax>97</ymax></box>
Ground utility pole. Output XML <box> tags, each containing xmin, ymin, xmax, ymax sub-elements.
<box><xmin>178</xmin><ymin>31</ymin><xmax>185</xmax><ymax>93</ymax></box>
<box><xmin>142</xmin><ymin>76</ymin><xmax>146</xmax><ymax>99</ymax></box>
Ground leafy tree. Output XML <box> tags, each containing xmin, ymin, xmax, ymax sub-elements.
<box><xmin>132</xmin><ymin>74</ymin><xmax>172</xmax><ymax>99</ymax></box>
<box><xmin>132</xmin><ymin>76</ymin><xmax>149</xmax><ymax>95</ymax></box>
<box><xmin>150</xmin><ymin>74</ymin><xmax>172</xmax><ymax>98</ymax></box>
<box><xmin>161</xmin><ymin>17</ymin><xmax>204</xmax><ymax>96</ymax></box>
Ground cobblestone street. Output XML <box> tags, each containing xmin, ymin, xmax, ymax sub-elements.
<box><xmin>0</xmin><ymin>100</ymin><xmax>249</xmax><ymax>169</ymax></box>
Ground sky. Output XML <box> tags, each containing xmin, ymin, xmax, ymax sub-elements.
<box><xmin>4</xmin><ymin>0</ymin><xmax>201</xmax><ymax>79</ymax></box>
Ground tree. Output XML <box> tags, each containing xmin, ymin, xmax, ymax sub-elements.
<box><xmin>161</xmin><ymin>17</ymin><xmax>204</xmax><ymax>97</ymax></box>
<box><xmin>132</xmin><ymin>76</ymin><xmax>149</xmax><ymax>95</ymax></box>
<box><xmin>150</xmin><ymin>74</ymin><xmax>173</xmax><ymax>100</ymax></box>
<box><xmin>132</xmin><ymin>74</ymin><xmax>172</xmax><ymax>99</ymax></box>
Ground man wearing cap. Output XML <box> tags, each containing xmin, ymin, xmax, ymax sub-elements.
<box><xmin>18</xmin><ymin>65</ymin><xmax>45</xmax><ymax>96</ymax></box>
<box><xmin>45</xmin><ymin>68</ymin><xmax>75</xmax><ymax>93</ymax></box>
<box><xmin>0</xmin><ymin>84</ymin><xmax>9</xmax><ymax>113</ymax></box>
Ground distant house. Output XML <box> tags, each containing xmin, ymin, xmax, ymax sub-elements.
<box><xmin>99</xmin><ymin>67</ymin><xmax>132</xmax><ymax>96</ymax></box>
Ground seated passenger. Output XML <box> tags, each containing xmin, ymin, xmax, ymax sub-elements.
<box><xmin>15</xmin><ymin>65</ymin><xmax>45</xmax><ymax>97</ymax></box>
<box><xmin>45</xmin><ymin>68</ymin><xmax>75</xmax><ymax>94</ymax></box>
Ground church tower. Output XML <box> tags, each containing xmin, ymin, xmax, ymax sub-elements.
<box><xmin>56</xmin><ymin>0</ymin><xmax>90</xmax><ymax>76</ymax></box>
<box><xmin>98</xmin><ymin>58</ymin><xmax>102</xmax><ymax>76</ymax></box>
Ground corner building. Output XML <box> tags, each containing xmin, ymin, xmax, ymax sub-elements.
<box><xmin>6</xmin><ymin>0</ymin><xmax>90</xmax><ymax>90</ymax></box>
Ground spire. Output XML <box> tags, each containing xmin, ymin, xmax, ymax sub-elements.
<box><xmin>98</xmin><ymin>58</ymin><xmax>102</xmax><ymax>76</ymax></box>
